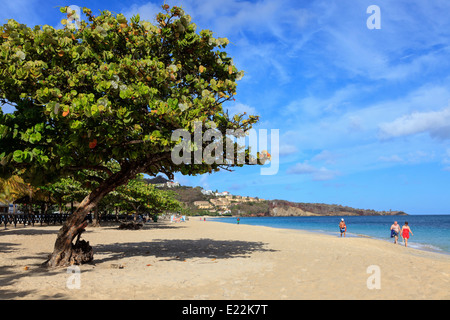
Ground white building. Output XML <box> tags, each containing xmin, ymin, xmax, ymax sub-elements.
<box><xmin>166</xmin><ymin>181</ymin><xmax>180</xmax><ymax>188</ymax></box>
<box><xmin>215</xmin><ymin>191</ymin><xmax>230</xmax><ymax>197</ymax></box>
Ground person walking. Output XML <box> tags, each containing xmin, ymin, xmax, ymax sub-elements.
<box><xmin>339</xmin><ymin>218</ymin><xmax>347</xmax><ymax>237</ymax></box>
<box><xmin>401</xmin><ymin>221</ymin><xmax>413</xmax><ymax>247</ymax></box>
<box><xmin>390</xmin><ymin>221</ymin><xmax>401</xmax><ymax>244</ymax></box>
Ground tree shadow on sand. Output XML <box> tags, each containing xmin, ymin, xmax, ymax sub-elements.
<box><xmin>0</xmin><ymin>227</ymin><xmax>60</xmax><ymax>237</ymax></box>
<box><xmin>0</xmin><ymin>240</ymin><xmax>92</xmax><ymax>299</ymax></box>
<box><xmin>94</xmin><ymin>238</ymin><xmax>277</xmax><ymax>264</ymax></box>
<box><xmin>0</xmin><ymin>261</ymin><xmax>69</xmax><ymax>299</ymax></box>
<box><xmin>98</xmin><ymin>223</ymin><xmax>186</xmax><ymax>231</ymax></box>
<box><xmin>0</xmin><ymin>242</ymin><xmax>20</xmax><ymax>254</ymax></box>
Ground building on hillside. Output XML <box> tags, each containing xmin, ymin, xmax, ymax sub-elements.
<box><xmin>166</xmin><ymin>181</ymin><xmax>180</xmax><ymax>188</ymax></box>
<box><xmin>193</xmin><ymin>201</ymin><xmax>213</xmax><ymax>210</ymax></box>
<box><xmin>210</xmin><ymin>198</ymin><xmax>230</xmax><ymax>206</ymax></box>
<box><xmin>215</xmin><ymin>191</ymin><xmax>230</xmax><ymax>197</ymax></box>
<box><xmin>210</xmin><ymin>198</ymin><xmax>230</xmax><ymax>212</ymax></box>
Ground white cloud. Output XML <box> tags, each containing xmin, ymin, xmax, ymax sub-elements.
<box><xmin>0</xmin><ymin>0</ymin><xmax>40</xmax><ymax>25</ymax></box>
<box><xmin>441</xmin><ymin>149</ymin><xmax>450</xmax><ymax>169</ymax></box>
<box><xmin>287</xmin><ymin>161</ymin><xmax>340</xmax><ymax>181</ymax></box>
<box><xmin>287</xmin><ymin>162</ymin><xmax>316</xmax><ymax>174</ymax></box>
<box><xmin>276</xmin><ymin>0</ymin><xmax>450</xmax><ymax>82</ymax></box>
<box><xmin>199</xmin><ymin>174</ymin><xmax>210</xmax><ymax>190</ymax></box>
<box><xmin>225</xmin><ymin>102</ymin><xmax>257</xmax><ymax>116</ymax></box>
<box><xmin>171</xmin><ymin>0</ymin><xmax>312</xmax><ymax>85</ymax></box>
<box><xmin>181</xmin><ymin>0</ymin><xmax>309</xmax><ymax>41</ymax></box>
<box><xmin>279</xmin><ymin>144</ymin><xmax>298</xmax><ymax>156</ymax></box>
<box><xmin>445</xmin><ymin>149</ymin><xmax>450</xmax><ymax>161</ymax></box>
<box><xmin>122</xmin><ymin>2</ymin><xmax>161</xmax><ymax>23</ymax></box>
<box><xmin>378</xmin><ymin>106</ymin><xmax>450</xmax><ymax>140</ymax></box>
<box><xmin>312</xmin><ymin>150</ymin><xmax>338</xmax><ymax>164</ymax></box>
<box><xmin>279</xmin><ymin>84</ymin><xmax>450</xmax><ymax>152</ymax></box>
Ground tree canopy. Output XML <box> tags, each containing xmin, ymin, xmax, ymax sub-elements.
<box><xmin>0</xmin><ymin>5</ymin><xmax>260</xmax><ymax>267</ymax></box>
<box><xmin>0</xmin><ymin>5</ymin><xmax>258</xmax><ymax>186</ymax></box>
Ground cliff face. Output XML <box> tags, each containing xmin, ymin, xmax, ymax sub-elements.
<box><xmin>270</xmin><ymin>206</ymin><xmax>318</xmax><ymax>217</ymax></box>
<box><xmin>267</xmin><ymin>200</ymin><xmax>407</xmax><ymax>217</ymax></box>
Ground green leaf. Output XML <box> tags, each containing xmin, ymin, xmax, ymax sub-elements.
<box><xmin>70</xmin><ymin>120</ymin><xmax>82</xmax><ymax>130</ymax></box>
<box><xmin>13</xmin><ymin>150</ymin><xmax>23</xmax><ymax>163</ymax></box>
<box><xmin>152</xmin><ymin>130</ymin><xmax>162</xmax><ymax>138</ymax></box>
<box><xmin>90</xmin><ymin>104</ymin><xmax>99</xmax><ymax>116</ymax></box>
<box><xmin>29</xmin><ymin>132</ymin><xmax>42</xmax><ymax>143</ymax></box>
<box><xmin>117</xmin><ymin>14</ymin><xmax>127</xmax><ymax>24</ymax></box>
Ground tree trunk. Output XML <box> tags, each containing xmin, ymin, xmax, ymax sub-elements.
<box><xmin>46</xmin><ymin>166</ymin><xmax>138</xmax><ymax>268</ymax></box>
<box><xmin>92</xmin><ymin>205</ymin><xmax>100</xmax><ymax>227</ymax></box>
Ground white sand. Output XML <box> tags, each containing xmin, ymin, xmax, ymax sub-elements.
<box><xmin>1</xmin><ymin>219</ymin><xmax>449</xmax><ymax>299</ymax></box>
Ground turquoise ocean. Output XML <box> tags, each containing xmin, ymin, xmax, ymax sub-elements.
<box><xmin>211</xmin><ymin>215</ymin><xmax>450</xmax><ymax>255</ymax></box>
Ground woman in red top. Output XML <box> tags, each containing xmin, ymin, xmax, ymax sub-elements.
<box><xmin>401</xmin><ymin>221</ymin><xmax>413</xmax><ymax>247</ymax></box>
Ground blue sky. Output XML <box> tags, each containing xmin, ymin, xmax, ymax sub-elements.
<box><xmin>2</xmin><ymin>0</ymin><xmax>450</xmax><ymax>214</ymax></box>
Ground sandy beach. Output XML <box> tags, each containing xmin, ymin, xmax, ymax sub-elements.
<box><xmin>1</xmin><ymin>218</ymin><xmax>449</xmax><ymax>300</ymax></box>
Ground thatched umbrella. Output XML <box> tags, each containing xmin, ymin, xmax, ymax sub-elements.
<box><xmin>14</xmin><ymin>190</ymin><xmax>56</xmax><ymax>215</ymax></box>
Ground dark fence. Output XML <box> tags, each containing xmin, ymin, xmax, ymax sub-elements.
<box><xmin>0</xmin><ymin>213</ymin><xmax>142</xmax><ymax>228</ymax></box>
<box><xmin>1</xmin><ymin>213</ymin><xmax>87</xmax><ymax>228</ymax></box>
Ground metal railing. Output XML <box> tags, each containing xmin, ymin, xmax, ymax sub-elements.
<box><xmin>0</xmin><ymin>213</ymin><xmax>89</xmax><ymax>228</ymax></box>
<box><xmin>0</xmin><ymin>213</ymin><xmax>146</xmax><ymax>228</ymax></box>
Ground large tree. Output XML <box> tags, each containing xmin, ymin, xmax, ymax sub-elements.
<box><xmin>0</xmin><ymin>5</ymin><xmax>260</xmax><ymax>267</ymax></box>
<box><xmin>113</xmin><ymin>175</ymin><xmax>181</xmax><ymax>219</ymax></box>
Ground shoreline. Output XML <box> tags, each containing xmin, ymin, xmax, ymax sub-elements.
<box><xmin>1</xmin><ymin>219</ymin><xmax>449</xmax><ymax>299</ymax></box>
<box><xmin>209</xmin><ymin>218</ymin><xmax>449</xmax><ymax>259</ymax></box>
<box><xmin>303</xmin><ymin>229</ymin><xmax>450</xmax><ymax>256</ymax></box>
<box><xmin>209</xmin><ymin>215</ymin><xmax>450</xmax><ymax>256</ymax></box>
